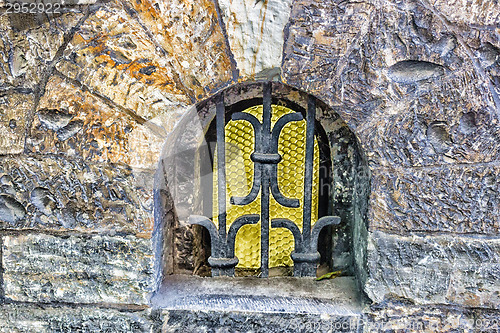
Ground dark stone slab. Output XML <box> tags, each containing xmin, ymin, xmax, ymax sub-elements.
<box><xmin>0</xmin><ymin>303</ymin><xmax>152</xmax><ymax>333</ymax></box>
<box><xmin>364</xmin><ymin>231</ymin><xmax>500</xmax><ymax>309</ymax></box>
<box><xmin>369</xmin><ymin>163</ymin><xmax>500</xmax><ymax>234</ymax></box>
<box><xmin>158</xmin><ymin>310</ymin><xmax>364</xmax><ymax>333</ymax></box>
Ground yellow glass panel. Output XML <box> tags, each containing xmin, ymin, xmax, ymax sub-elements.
<box><xmin>214</xmin><ymin>105</ymin><xmax>319</xmax><ymax>269</ymax></box>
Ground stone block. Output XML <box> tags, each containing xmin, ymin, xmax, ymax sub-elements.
<box><xmin>218</xmin><ymin>0</ymin><xmax>293</xmax><ymax>78</ymax></box>
<box><xmin>28</xmin><ymin>75</ymin><xmax>178</xmax><ymax>169</ymax></box>
<box><xmin>0</xmin><ymin>92</ymin><xmax>33</xmax><ymax>154</ymax></box>
<box><xmin>123</xmin><ymin>0</ymin><xmax>235</xmax><ymax>98</ymax></box>
<box><xmin>158</xmin><ymin>310</ymin><xmax>362</xmax><ymax>333</ymax></box>
<box><xmin>56</xmin><ymin>1</ymin><xmax>193</xmax><ymax>119</ymax></box>
<box><xmin>0</xmin><ymin>303</ymin><xmax>152</xmax><ymax>333</ymax></box>
<box><xmin>2</xmin><ymin>233</ymin><xmax>154</xmax><ymax>304</ymax></box>
<box><xmin>0</xmin><ymin>155</ymin><xmax>154</xmax><ymax>235</ymax></box>
<box><xmin>282</xmin><ymin>0</ymin><xmax>500</xmax><ymax>168</ymax></box>
<box><xmin>0</xmin><ymin>12</ymin><xmax>84</xmax><ymax>89</ymax></box>
<box><xmin>364</xmin><ymin>231</ymin><xmax>500</xmax><ymax>309</ymax></box>
<box><xmin>369</xmin><ymin>163</ymin><xmax>500</xmax><ymax>234</ymax></box>
<box><xmin>366</xmin><ymin>300</ymin><xmax>475</xmax><ymax>332</ymax></box>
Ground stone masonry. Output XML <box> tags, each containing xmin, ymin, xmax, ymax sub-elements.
<box><xmin>0</xmin><ymin>0</ymin><xmax>499</xmax><ymax>331</ymax></box>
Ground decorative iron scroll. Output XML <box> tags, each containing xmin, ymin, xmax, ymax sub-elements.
<box><xmin>189</xmin><ymin>83</ymin><xmax>341</xmax><ymax>277</ymax></box>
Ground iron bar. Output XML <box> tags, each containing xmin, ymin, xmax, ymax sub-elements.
<box><xmin>216</xmin><ymin>94</ymin><xmax>227</xmax><ymax>254</ymax></box>
<box><xmin>302</xmin><ymin>95</ymin><xmax>316</xmax><ymax>248</ymax></box>
<box><xmin>260</xmin><ymin>82</ymin><xmax>273</xmax><ymax>277</ymax></box>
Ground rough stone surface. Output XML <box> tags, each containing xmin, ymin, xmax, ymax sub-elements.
<box><xmin>369</xmin><ymin>163</ymin><xmax>500</xmax><ymax>234</ymax></box>
<box><xmin>365</xmin><ymin>231</ymin><xmax>500</xmax><ymax>309</ymax></box>
<box><xmin>218</xmin><ymin>0</ymin><xmax>293</xmax><ymax>78</ymax></box>
<box><xmin>28</xmin><ymin>75</ymin><xmax>178</xmax><ymax>169</ymax></box>
<box><xmin>0</xmin><ymin>303</ymin><xmax>152</xmax><ymax>333</ymax></box>
<box><xmin>0</xmin><ymin>92</ymin><xmax>34</xmax><ymax>154</ymax></box>
<box><xmin>429</xmin><ymin>0</ymin><xmax>500</xmax><ymax>26</ymax></box>
<box><xmin>0</xmin><ymin>0</ymin><xmax>498</xmax><ymax>328</ymax></box>
<box><xmin>56</xmin><ymin>1</ymin><xmax>191</xmax><ymax>119</ymax></box>
<box><xmin>0</xmin><ymin>12</ymin><xmax>84</xmax><ymax>89</ymax></box>
<box><xmin>0</xmin><ymin>155</ymin><xmax>154</xmax><ymax>235</ymax></box>
<box><xmin>366</xmin><ymin>300</ymin><xmax>475</xmax><ymax>332</ymax></box>
<box><xmin>123</xmin><ymin>0</ymin><xmax>235</xmax><ymax>99</ymax></box>
<box><xmin>2</xmin><ymin>233</ymin><xmax>154</xmax><ymax>304</ymax></box>
<box><xmin>158</xmin><ymin>309</ymin><xmax>363</xmax><ymax>333</ymax></box>
<box><xmin>282</xmin><ymin>0</ymin><xmax>500</xmax><ymax>168</ymax></box>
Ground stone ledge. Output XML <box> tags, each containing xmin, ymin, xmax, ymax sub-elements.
<box><xmin>153</xmin><ymin>275</ymin><xmax>364</xmax><ymax>332</ymax></box>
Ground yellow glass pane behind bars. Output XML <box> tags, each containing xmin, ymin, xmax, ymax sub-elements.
<box><xmin>214</xmin><ymin>105</ymin><xmax>319</xmax><ymax>269</ymax></box>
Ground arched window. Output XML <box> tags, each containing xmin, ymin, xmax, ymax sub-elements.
<box><xmin>153</xmin><ymin>82</ymin><xmax>369</xmax><ymax>285</ymax></box>
<box><xmin>191</xmin><ymin>82</ymin><xmax>339</xmax><ymax>277</ymax></box>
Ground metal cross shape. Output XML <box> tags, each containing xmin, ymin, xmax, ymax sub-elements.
<box><xmin>189</xmin><ymin>82</ymin><xmax>341</xmax><ymax>277</ymax></box>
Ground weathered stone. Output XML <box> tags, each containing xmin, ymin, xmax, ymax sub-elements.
<box><xmin>38</xmin><ymin>108</ymin><xmax>74</xmax><ymax>131</ymax></box>
<box><xmin>478</xmin><ymin>42</ymin><xmax>500</xmax><ymax>69</ymax></box>
<box><xmin>122</xmin><ymin>0</ymin><xmax>235</xmax><ymax>99</ymax></box>
<box><xmin>218</xmin><ymin>0</ymin><xmax>293</xmax><ymax>78</ymax></box>
<box><xmin>0</xmin><ymin>303</ymin><xmax>152</xmax><ymax>333</ymax></box>
<box><xmin>369</xmin><ymin>163</ymin><xmax>500</xmax><ymax>234</ymax></box>
<box><xmin>364</xmin><ymin>231</ymin><xmax>500</xmax><ymax>309</ymax></box>
<box><xmin>430</xmin><ymin>0</ymin><xmax>500</xmax><ymax>26</ymax></box>
<box><xmin>0</xmin><ymin>155</ymin><xmax>154</xmax><ymax>235</ymax></box>
<box><xmin>158</xmin><ymin>310</ymin><xmax>363</xmax><ymax>333</ymax></box>
<box><xmin>0</xmin><ymin>194</ymin><xmax>25</xmax><ymax>226</ymax></box>
<box><xmin>28</xmin><ymin>75</ymin><xmax>177</xmax><ymax>169</ymax></box>
<box><xmin>30</xmin><ymin>187</ymin><xmax>57</xmax><ymax>216</ymax></box>
<box><xmin>0</xmin><ymin>92</ymin><xmax>34</xmax><ymax>154</ymax></box>
<box><xmin>3</xmin><ymin>233</ymin><xmax>154</xmax><ymax>304</ymax></box>
<box><xmin>366</xmin><ymin>300</ymin><xmax>475</xmax><ymax>332</ymax></box>
<box><xmin>387</xmin><ymin>60</ymin><xmax>445</xmax><ymax>84</ymax></box>
<box><xmin>282</xmin><ymin>0</ymin><xmax>500</xmax><ymax>167</ymax></box>
<box><xmin>0</xmin><ymin>12</ymin><xmax>84</xmax><ymax>89</ymax></box>
<box><xmin>56</xmin><ymin>2</ymin><xmax>191</xmax><ymax>120</ymax></box>
<box><xmin>473</xmin><ymin>309</ymin><xmax>500</xmax><ymax>332</ymax></box>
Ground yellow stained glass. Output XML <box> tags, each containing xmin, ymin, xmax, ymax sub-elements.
<box><xmin>214</xmin><ymin>105</ymin><xmax>319</xmax><ymax>269</ymax></box>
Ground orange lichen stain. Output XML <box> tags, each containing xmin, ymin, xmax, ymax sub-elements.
<box><xmin>122</xmin><ymin>0</ymin><xmax>232</xmax><ymax>95</ymax></box>
<box><xmin>72</xmin><ymin>33</ymin><xmax>185</xmax><ymax>97</ymax></box>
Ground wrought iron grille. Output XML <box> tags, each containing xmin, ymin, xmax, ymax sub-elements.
<box><xmin>189</xmin><ymin>82</ymin><xmax>341</xmax><ymax>277</ymax></box>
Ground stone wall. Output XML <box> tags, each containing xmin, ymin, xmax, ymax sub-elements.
<box><xmin>0</xmin><ymin>0</ymin><xmax>498</xmax><ymax>331</ymax></box>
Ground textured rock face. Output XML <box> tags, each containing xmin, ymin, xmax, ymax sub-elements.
<box><xmin>365</xmin><ymin>231</ymin><xmax>500</xmax><ymax>309</ymax></box>
<box><xmin>0</xmin><ymin>155</ymin><xmax>154</xmax><ymax>235</ymax></box>
<box><xmin>0</xmin><ymin>92</ymin><xmax>33</xmax><ymax>155</ymax></box>
<box><xmin>3</xmin><ymin>233</ymin><xmax>154</xmax><ymax>304</ymax></box>
<box><xmin>370</xmin><ymin>164</ymin><xmax>500</xmax><ymax>234</ymax></box>
<box><xmin>282</xmin><ymin>0</ymin><xmax>500</xmax><ymax>311</ymax></box>
<box><xmin>0</xmin><ymin>0</ymin><xmax>498</xmax><ymax>330</ymax></box>
<box><xmin>0</xmin><ymin>304</ymin><xmax>152</xmax><ymax>333</ymax></box>
<box><xmin>0</xmin><ymin>12</ymin><xmax>84</xmax><ymax>90</ymax></box>
<box><xmin>28</xmin><ymin>75</ymin><xmax>176</xmax><ymax>169</ymax></box>
<box><xmin>218</xmin><ymin>0</ymin><xmax>293</xmax><ymax>78</ymax></box>
<box><xmin>282</xmin><ymin>0</ymin><xmax>500</xmax><ymax>168</ymax></box>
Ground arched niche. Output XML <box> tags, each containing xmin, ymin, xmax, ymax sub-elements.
<box><xmin>152</xmin><ymin>82</ymin><xmax>370</xmax><ymax>291</ymax></box>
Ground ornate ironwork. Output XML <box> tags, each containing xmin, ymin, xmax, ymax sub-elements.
<box><xmin>189</xmin><ymin>82</ymin><xmax>341</xmax><ymax>277</ymax></box>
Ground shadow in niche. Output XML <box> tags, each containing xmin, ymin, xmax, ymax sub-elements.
<box><xmin>152</xmin><ymin>82</ymin><xmax>371</xmax><ymax>311</ymax></box>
